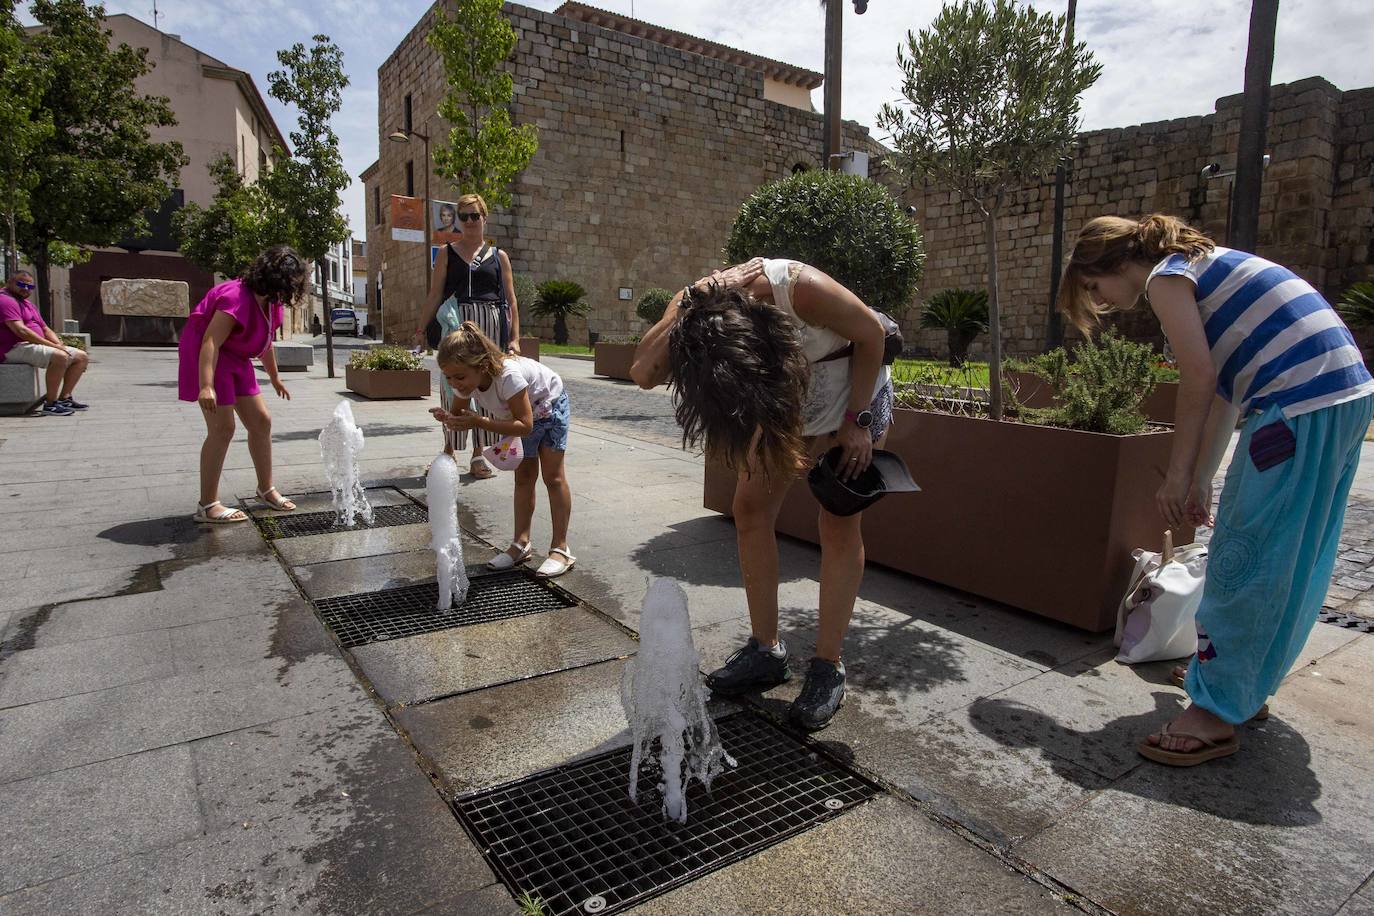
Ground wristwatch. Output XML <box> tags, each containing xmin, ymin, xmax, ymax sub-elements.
<box><xmin>845</xmin><ymin>408</ymin><xmax>874</xmax><ymax>429</ymax></box>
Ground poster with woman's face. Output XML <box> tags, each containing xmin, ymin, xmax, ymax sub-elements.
<box><xmin>432</xmin><ymin>200</ymin><xmax>462</xmax><ymax>245</ymax></box>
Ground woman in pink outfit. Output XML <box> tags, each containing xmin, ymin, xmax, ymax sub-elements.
<box><xmin>177</xmin><ymin>246</ymin><xmax>309</xmax><ymax>523</ymax></box>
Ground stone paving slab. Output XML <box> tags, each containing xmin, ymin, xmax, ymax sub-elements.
<box><xmin>396</xmin><ymin>659</ymin><xmax>636</xmax><ymax>795</ymax></box>
<box><xmin>292</xmin><ymin>548</ymin><xmax>448</xmax><ymax>599</ymax></box>
<box><xmin>0</xmin><ymin>744</ymin><xmax>202</xmax><ymax>896</ymax></box>
<box><xmin>0</xmin><ymin>655</ymin><xmax>365</xmax><ymax>785</ymax></box>
<box><xmin>0</xmin><ymin>628</ymin><xmax>178</xmax><ymax>708</ymax></box>
<box><xmin>632</xmin><ymin>795</ymin><xmax>1072</xmax><ymax>915</ymax></box>
<box><xmin>351</xmin><ymin>605</ymin><xmax>637</xmax><ymax>707</ymax></box>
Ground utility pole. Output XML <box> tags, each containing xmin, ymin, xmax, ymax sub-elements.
<box><xmin>1044</xmin><ymin>0</ymin><xmax>1076</xmax><ymax>350</ymax></box>
<box><xmin>1230</xmin><ymin>0</ymin><xmax>1279</xmax><ymax>253</ymax></box>
<box><xmin>822</xmin><ymin>0</ymin><xmax>843</xmax><ymax>170</ymax></box>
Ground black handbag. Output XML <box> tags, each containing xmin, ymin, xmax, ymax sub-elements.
<box><xmin>815</xmin><ymin>308</ymin><xmax>904</xmax><ymax>365</ymax></box>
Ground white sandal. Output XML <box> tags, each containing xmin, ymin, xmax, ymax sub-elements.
<box><xmin>535</xmin><ymin>547</ymin><xmax>576</xmax><ymax>578</ymax></box>
<box><xmin>487</xmin><ymin>541</ymin><xmax>532</xmax><ymax>570</ymax></box>
<box><xmin>194</xmin><ymin>500</ymin><xmax>247</xmax><ymax>524</ymax></box>
<box><xmin>255</xmin><ymin>487</ymin><xmax>296</xmax><ymax>511</ymax></box>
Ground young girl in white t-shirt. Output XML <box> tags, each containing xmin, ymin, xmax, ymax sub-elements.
<box><xmin>431</xmin><ymin>321</ymin><xmax>575</xmax><ymax>577</ymax></box>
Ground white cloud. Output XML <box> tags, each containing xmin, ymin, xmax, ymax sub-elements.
<box><xmin>25</xmin><ymin>0</ymin><xmax>1374</xmax><ymax>234</ymax></box>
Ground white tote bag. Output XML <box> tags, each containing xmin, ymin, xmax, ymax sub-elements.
<box><xmin>1114</xmin><ymin>532</ymin><xmax>1207</xmax><ymax>664</ymax></box>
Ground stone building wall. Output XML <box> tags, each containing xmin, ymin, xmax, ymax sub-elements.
<box><xmin>367</xmin><ymin>1</ymin><xmax>888</xmax><ymax>346</ymax></box>
<box><xmin>902</xmin><ymin>77</ymin><xmax>1374</xmax><ymax>361</ymax></box>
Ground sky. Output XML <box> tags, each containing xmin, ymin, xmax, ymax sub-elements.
<box><xmin>28</xmin><ymin>0</ymin><xmax>1374</xmax><ymax>237</ymax></box>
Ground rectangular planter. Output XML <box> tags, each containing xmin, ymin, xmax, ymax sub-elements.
<box><xmin>517</xmin><ymin>337</ymin><xmax>540</xmax><ymax>361</ymax></box>
<box><xmin>704</xmin><ymin>407</ymin><xmax>1192</xmax><ymax>632</ymax></box>
<box><xmin>1006</xmin><ymin>370</ymin><xmax>1178</xmax><ymax>425</ymax></box>
<box><xmin>345</xmin><ymin>365</ymin><xmax>431</xmax><ymax>399</ymax></box>
<box><xmin>593</xmin><ymin>342</ymin><xmax>637</xmax><ymax>380</ymax></box>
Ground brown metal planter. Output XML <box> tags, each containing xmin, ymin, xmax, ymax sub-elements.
<box><xmin>593</xmin><ymin>342</ymin><xmax>637</xmax><ymax>380</ymax></box>
<box><xmin>703</xmin><ymin>407</ymin><xmax>1191</xmax><ymax>632</ymax></box>
<box><xmin>345</xmin><ymin>366</ymin><xmax>432</xmax><ymax>399</ymax></box>
<box><xmin>517</xmin><ymin>337</ymin><xmax>541</xmax><ymax>361</ymax></box>
<box><xmin>1006</xmin><ymin>370</ymin><xmax>1178</xmax><ymax>425</ymax></box>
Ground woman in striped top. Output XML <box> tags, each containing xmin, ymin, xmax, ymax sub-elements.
<box><xmin>1060</xmin><ymin>214</ymin><xmax>1374</xmax><ymax>767</ymax></box>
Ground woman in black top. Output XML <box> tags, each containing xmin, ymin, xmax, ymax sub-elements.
<box><xmin>414</xmin><ymin>193</ymin><xmax>522</xmax><ymax>477</ymax></box>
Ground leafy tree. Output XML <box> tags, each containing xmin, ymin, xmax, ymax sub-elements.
<box><xmin>532</xmin><ymin>279</ymin><xmax>587</xmax><ymax>345</ymax></box>
<box><xmin>878</xmin><ymin>0</ymin><xmax>1100</xmax><ymax>419</ymax></box>
<box><xmin>725</xmin><ymin>170</ymin><xmax>923</xmax><ymax>316</ymax></box>
<box><xmin>268</xmin><ymin>34</ymin><xmax>351</xmax><ymax>376</ymax></box>
<box><xmin>428</xmin><ymin>0</ymin><xmax>538</xmax><ymax>209</ymax></box>
<box><xmin>0</xmin><ymin>0</ymin><xmax>52</xmax><ymax>276</ymax></box>
<box><xmin>921</xmin><ymin>288</ymin><xmax>989</xmax><ymax>367</ymax></box>
<box><xmin>173</xmin><ymin>154</ymin><xmax>294</xmax><ymax>279</ymax></box>
<box><xmin>17</xmin><ymin>0</ymin><xmax>186</xmax><ymax>320</ymax></box>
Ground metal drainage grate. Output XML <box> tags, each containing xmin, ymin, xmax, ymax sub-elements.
<box><xmin>453</xmin><ymin>712</ymin><xmax>881</xmax><ymax>916</ymax></box>
<box><xmin>1319</xmin><ymin>610</ymin><xmax>1374</xmax><ymax>633</ymax></box>
<box><xmin>256</xmin><ymin>502</ymin><xmax>428</xmax><ymax>539</ymax></box>
<box><xmin>313</xmin><ymin>569</ymin><xmax>579</xmax><ymax>648</ymax></box>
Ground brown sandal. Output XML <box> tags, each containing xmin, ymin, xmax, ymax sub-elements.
<box><xmin>468</xmin><ymin>457</ymin><xmax>496</xmax><ymax>479</ymax></box>
<box><xmin>1138</xmin><ymin>723</ymin><xmax>1239</xmax><ymax>767</ymax></box>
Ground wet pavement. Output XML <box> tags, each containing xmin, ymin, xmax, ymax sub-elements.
<box><xmin>2</xmin><ymin>345</ymin><xmax>1372</xmax><ymax>914</ymax></box>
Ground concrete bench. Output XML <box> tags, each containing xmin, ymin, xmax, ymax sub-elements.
<box><xmin>0</xmin><ymin>363</ymin><xmax>42</xmax><ymax>415</ymax></box>
<box><xmin>272</xmin><ymin>341</ymin><xmax>314</xmax><ymax>371</ymax></box>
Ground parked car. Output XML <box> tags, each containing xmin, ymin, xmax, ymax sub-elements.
<box><xmin>331</xmin><ymin>308</ymin><xmax>359</xmax><ymax>336</ymax></box>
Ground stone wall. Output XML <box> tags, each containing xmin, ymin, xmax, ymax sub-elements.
<box><xmin>368</xmin><ymin>1</ymin><xmax>888</xmax><ymax>346</ymax></box>
<box><xmin>903</xmin><ymin>77</ymin><xmax>1374</xmax><ymax>360</ymax></box>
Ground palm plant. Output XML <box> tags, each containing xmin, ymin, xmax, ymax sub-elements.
<box><xmin>921</xmin><ymin>288</ymin><xmax>989</xmax><ymax>366</ymax></box>
<box><xmin>531</xmin><ymin>279</ymin><xmax>589</xmax><ymax>345</ymax></box>
<box><xmin>1337</xmin><ymin>281</ymin><xmax>1374</xmax><ymax>330</ymax></box>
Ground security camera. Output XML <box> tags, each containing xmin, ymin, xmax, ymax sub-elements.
<box><xmin>905</xmin><ymin>205</ymin><xmax>917</xmax><ymax>217</ymax></box>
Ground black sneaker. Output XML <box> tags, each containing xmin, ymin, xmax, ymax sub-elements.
<box><xmin>789</xmin><ymin>658</ymin><xmax>846</xmax><ymax>731</ymax></box>
<box><xmin>39</xmin><ymin>400</ymin><xmax>74</xmax><ymax>416</ymax></box>
<box><xmin>57</xmin><ymin>396</ymin><xmax>88</xmax><ymax>410</ymax></box>
<box><xmin>705</xmin><ymin>637</ymin><xmax>791</xmax><ymax>696</ymax></box>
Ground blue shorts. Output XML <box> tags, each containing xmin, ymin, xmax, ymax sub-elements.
<box><xmin>522</xmin><ymin>391</ymin><xmax>570</xmax><ymax>456</ymax></box>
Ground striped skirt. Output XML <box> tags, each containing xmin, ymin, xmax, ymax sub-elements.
<box><xmin>437</xmin><ymin>297</ymin><xmax>507</xmax><ymax>452</ymax></box>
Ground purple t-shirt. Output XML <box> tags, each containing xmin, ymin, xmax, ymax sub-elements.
<box><xmin>0</xmin><ymin>290</ymin><xmax>47</xmax><ymax>363</ymax></box>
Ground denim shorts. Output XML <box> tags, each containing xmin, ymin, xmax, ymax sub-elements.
<box><xmin>522</xmin><ymin>391</ymin><xmax>570</xmax><ymax>455</ymax></box>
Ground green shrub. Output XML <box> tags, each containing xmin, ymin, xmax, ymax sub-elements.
<box><xmin>348</xmin><ymin>345</ymin><xmax>423</xmax><ymax>371</ymax></box>
<box><xmin>724</xmin><ymin>169</ymin><xmax>924</xmax><ymax>315</ymax></box>
<box><xmin>58</xmin><ymin>334</ymin><xmax>87</xmax><ymax>351</ymax></box>
<box><xmin>513</xmin><ymin>273</ymin><xmax>538</xmax><ymax>314</ymax></box>
<box><xmin>636</xmin><ymin>287</ymin><xmax>673</xmax><ymax>325</ymax></box>
<box><xmin>1029</xmin><ymin>331</ymin><xmax>1157</xmax><ymax>435</ymax></box>
<box><xmin>1337</xmin><ymin>281</ymin><xmax>1374</xmax><ymax>330</ymax></box>
<box><xmin>921</xmin><ymin>288</ymin><xmax>988</xmax><ymax>366</ymax></box>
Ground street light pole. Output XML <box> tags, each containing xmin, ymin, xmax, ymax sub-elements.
<box><xmin>1231</xmin><ymin>0</ymin><xmax>1279</xmax><ymax>254</ymax></box>
<box><xmin>822</xmin><ymin>0</ymin><xmax>843</xmax><ymax>170</ymax></box>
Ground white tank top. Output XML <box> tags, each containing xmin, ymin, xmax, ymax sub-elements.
<box><xmin>763</xmin><ymin>259</ymin><xmax>890</xmax><ymax>437</ymax></box>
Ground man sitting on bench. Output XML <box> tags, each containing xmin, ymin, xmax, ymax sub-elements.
<box><xmin>0</xmin><ymin>270</ymin><xmax>90</xmax><ymax>416</ymax></box>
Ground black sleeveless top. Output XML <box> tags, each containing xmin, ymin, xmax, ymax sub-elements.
<box><xmin>441</xmin><ymin>243</ymin><xmax>504</xmax><ymax>304</ymax></box>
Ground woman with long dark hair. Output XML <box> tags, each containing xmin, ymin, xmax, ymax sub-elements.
<box><xmin>632</xmin><ymin>258</ymin><xmax>893</xmax><ymax>731</ymax></box>
<box><xmin>178</xmin><ymin>245</ymin><xmax>309</xmax><ymax>523</ymax></box>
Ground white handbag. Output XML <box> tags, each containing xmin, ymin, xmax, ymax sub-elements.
<box><xmin>1114</xmin><ymin>531</ymin><xmax>1207</xmax><ymax>664</ymax></box>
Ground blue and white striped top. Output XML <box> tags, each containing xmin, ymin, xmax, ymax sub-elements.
<box><xmin>1147</xmin><ymin>248</ymin><xmax>1374</xmax><ymax>418</ymax></box>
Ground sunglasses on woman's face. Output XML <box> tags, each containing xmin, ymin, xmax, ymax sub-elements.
<box><xmin>458</xmin><ymin>212</ymin><xmax>483</xmax><ymax>223</ymax></box>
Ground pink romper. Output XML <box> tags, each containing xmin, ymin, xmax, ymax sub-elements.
<box><xmin>177</xmin><ymin>279</ymin><xmax>283</xmax><ymax>405</ymax></box>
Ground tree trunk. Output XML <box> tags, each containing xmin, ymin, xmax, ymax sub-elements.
<box><xmin>4</xmin><ymin>208</ymin><xmax>16</xmax><ymax>277</ymax></box>
<box><xmin>947</xmin><ymin>329</ymin><xmax>973</xmax><ymax>367</ymax></box>
<box><xmin>554</xmin><ymin>313</ymin><xmax>567</xmax><ymax>346</ymax></box>
<box><xmin>984</xmin><ymin>204</ymin><xmax>1004</xmax><ymax>421</ymax></box>
<box><xmin>322</xmin><ymin>270</ymin><xmax>335</xmax><ymax>378</ymax></box>
<box><xmin>34</xmin><ymin>246</ymin><xmax>53</xmax><ymax>327</ymax></box>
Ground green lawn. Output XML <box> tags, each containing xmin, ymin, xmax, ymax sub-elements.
<box><xmin>891</xmin><ymin>358</ymin><xmax>990</xmax><ymax>388</ymax></box>
<box><xmin>538</xmin><ymin>343</ymin><xmax>594</xmax><ymax>356</ymax></box>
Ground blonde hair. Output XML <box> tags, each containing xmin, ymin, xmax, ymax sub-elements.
<box><xmin>456</xmin><ymin>193</ymin><xmax>488</xmax><ymax>219</ymax></box>
<box><xmin>436</xmin><ymin>320</ymin><xmax>505</xmax><ymax>379</ymax></box>
<box><xmin>1057</xmin><ymin>214</ymin><xmax>1215</xmax><ymax>335</ymax></box>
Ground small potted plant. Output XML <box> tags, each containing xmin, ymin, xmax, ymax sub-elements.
<box><xmin>512</xmin><ymin>273</ymin><xmax>541</xmax><ymax>360</ymax></box>
<box><xmin>345</xmin><ymin>345</ymin><xmax>430</xmax><ymax>399</ymax></box>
